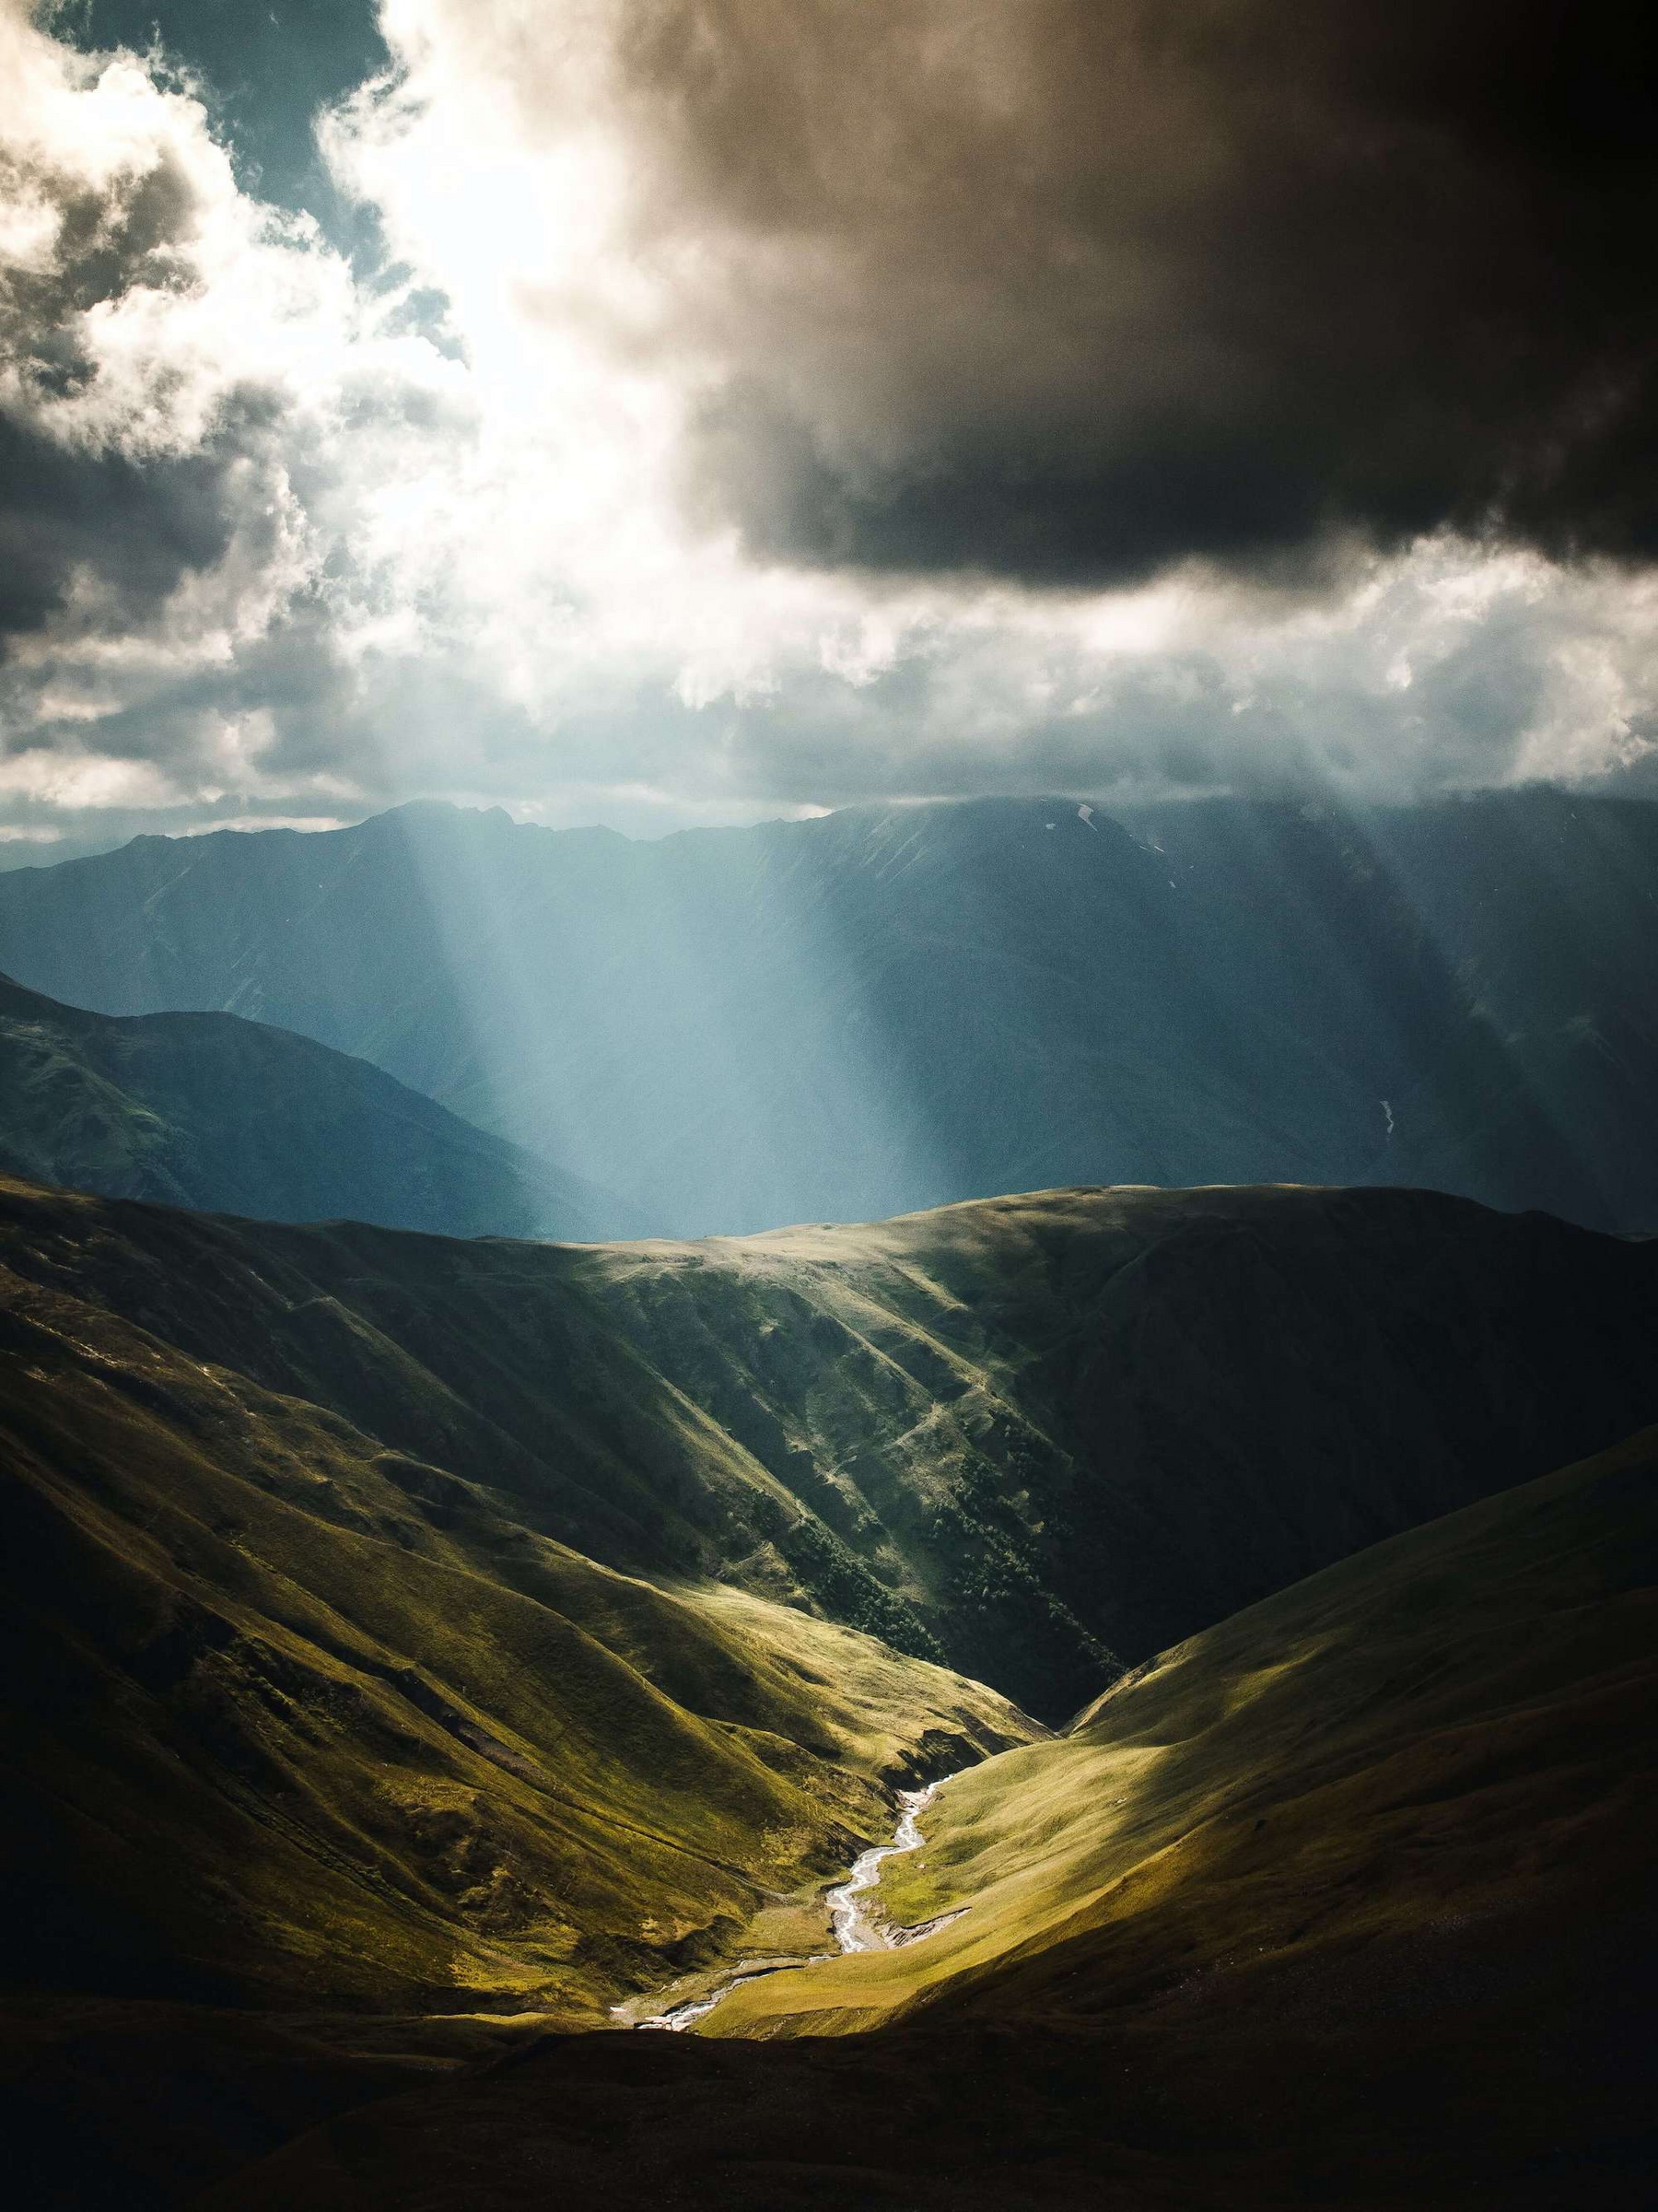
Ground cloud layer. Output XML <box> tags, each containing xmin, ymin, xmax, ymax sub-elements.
<box><xmin>584</xmin><ymin>1</ymin><xmax>1658</xmax><ymax>586</ymax></box>
<box><xmin>1</xmin><ymin>0</ymin><xmax>1656</xmax><ymax>854</ymax></box>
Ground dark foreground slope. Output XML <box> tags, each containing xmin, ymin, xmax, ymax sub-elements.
<box><xmin>218</xmin><ymin>1429</ymin><xmax>1658</xmax><ymax>2211</ymax></box>
<box><xmin>2</xmin><ymin>1178</ymin><xmax>1654</xmax><ymax>1726</ymax></box>
<box><xmin>1</xmin><ymin>789</ymin><xmax>1652</xmax><ymax>1234</ymax></box>
<box><xmin>0</xmin><ymin>972</ymin><xmax>633</xmax><ymax>1240</ymax></box>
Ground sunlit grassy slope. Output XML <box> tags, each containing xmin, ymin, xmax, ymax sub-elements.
<box><xmin>0</xmin><ymin>972</ymin><xmax>636</xmax><ymax>1240</ymax></box>
<box><xmin>210</xmin><ymin>1427</ymin><xmax>1658</xmax><ymax>2211</ymax></box>
<box><xmin>579</xmin><ymin>1182</ymin><xmax>1658</xmax><ymax>1709</ymax></box>
<box><xmin>3</xmin><ymin>1176</ymin><xmax>1655</xmax><ymax>1721</ymax></box>
<box><xmin>4</xmin><ymin>1167</ymin><xmax>1654</xmax><ymax>2038</ymax></box>
<box><xmin>708</xmin><ymin>1424</ymin><xmax>1658</xmax><ymax>2039</ymax></box>
<box><xmin>0</xmin><ymin>1181</ymin><xmax>1030</xmax><ymax>2017</ymax></box>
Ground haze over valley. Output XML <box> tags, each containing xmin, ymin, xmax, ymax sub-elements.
<box><xmin>4</xmin><ymin>786</ymin><xmax>1655</xmax><ymax>1238</ymax></box>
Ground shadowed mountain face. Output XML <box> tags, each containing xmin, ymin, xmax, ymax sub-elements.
<box><xmin>0</xmin><ymin>788</ymin><xmax>1652</xmax><ymax>1235</ymax></box>
<box><xmin>214</xmin><ymin>1430</ymin><xmax>1658</xmax><ymax>2211</ymax></box>
<box><xmin>0</xmin><ymin>973</ymin><xmax>635</xmax><ymax>1241</ymax></box>
<box><xmin>3</xmin><ymin>1177</ymin><xmax>1653</xmax><ymax>1731</ymax></box>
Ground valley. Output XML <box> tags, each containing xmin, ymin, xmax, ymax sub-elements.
<box><xmin>5</xmin><ymin>1175</ymin><xmax>1652</xmax><ymax>1730</ymax></box>
<box><xmin>7</xmin><ymin>4</ymin><xmax>1657</xmax><ymax>2200</ymax></box>
<box><xmin>707</xmin><ymin>1422</ymin><xmax>1658</xmax><ymax>2046</ymax></box>
<box><xmin>3</xmin><ymin>1165</ymin><xmax>1656</xmax><ymax>2206</ymax></box>
<box><xmin>207</xmin><ymin>1424</ymin><xmax>1658</xmax><ymax>2208</ymax></box>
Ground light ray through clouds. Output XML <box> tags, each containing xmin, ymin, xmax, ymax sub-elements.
<box><xmin>0</xmin><ymin>0</ymin><xmax>1656</xmax><ymax>866</ymax></box>
<box><xmin>280</xmin><ymin>798</ymin><xmax>955</xmax><ymax>1233</ymax></box>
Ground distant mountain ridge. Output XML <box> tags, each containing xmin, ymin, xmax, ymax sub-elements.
<box><xmin>0</xmin><ymin>972</ymin><xmax>636</xmax><ymax>1241</ymax></box>
<box><xmin>0</xmin><ymin>788</ymin><xmax>1652</xmax><ymax>1235</ymax></box>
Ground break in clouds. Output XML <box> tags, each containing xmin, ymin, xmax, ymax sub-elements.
<box><xmin>2</xmin><ymin>0</ymin><xmax>1657</xmax><ymax>850</ymax></box>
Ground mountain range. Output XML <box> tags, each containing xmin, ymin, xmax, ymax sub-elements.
<box><xmin>6</xmin><ymin>787</ymin><xmax>1658</xmax><ymax>2207</ymax></box>
<box><xmin>1</xmin><ymin>788</ymin><xmax>1653</xmax><ymax>1235</ymax></box>
<box><xmin>0</xmin><ymin>972</ymin><xmax>627</xmax><ymax>1241</ymax></box>
<box><xmin>5</xmin><ymin>1170</ymin><xmax>1656</xmax><ymax>2206</ymax></box>
<box><xmin>6</xmin><ymin>1175</ymin><xmax>1652</xmax><ymax>1736</ymax></box>
<box><xmin>240</xmin><ymin>1423</ymin><xmax>1655</xmax><ymax>2211</ymax></box>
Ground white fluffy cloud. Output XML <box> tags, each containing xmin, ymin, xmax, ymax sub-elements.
<box><xmin>1</xmin><ymin>0</ymin><xmax>1655</xmax><ymax>857</ymax></box>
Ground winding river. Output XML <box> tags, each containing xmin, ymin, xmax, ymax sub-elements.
<box><xmin>634</xmin><ymin>1775</ymin><xmax>955</xmax><ymax>2031</ymax></box>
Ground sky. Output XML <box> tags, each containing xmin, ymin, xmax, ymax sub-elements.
<box><xmin>2</xmin><ymin>0</ymin><xmax>1657</xmax><ymax>856</ymax></box>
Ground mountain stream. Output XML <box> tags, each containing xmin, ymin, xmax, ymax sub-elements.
<box><xmin>631</xmin><ymin>1776</ymin><xmax>959</xmax><ymax>2032</ymax></box>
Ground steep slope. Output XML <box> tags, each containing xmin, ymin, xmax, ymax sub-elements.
<box><xmin>6</xmin><ymin>1176</ymin><xmax>1656</xmax><ymax>2208</ymax></box>
<box><xmin>2</xmin><ymin>1177</ymin><xmax>1654</xmax><ymax>1729</ymax></box>
<box><xmin>1131</xmin><ymin>790</ymin><xmax>1658</xmax><ymax>1234</ymax></box>
<box><xmin>578</xmin><ymin>1182</ymin><xmax>1658</xmax><ymax>1708</ymax></box>
<box><xmin>0</xmin><ymin>973</ymin><xmax>636</xmax><ymax>1240</ymax></box>
<box><xmin>711</xmin><ymin>1423</ymin><xmax>1658</xmax><ymax>2040</ymax></box>
<box><xmin>225</xmin><ymin>1428</ymin><xmax>1658</xmax><ymax>2211</ymax></box>
<box><xmin>0</xmin><ymin>789</ymin><xmax>1652</xmax><ymax>1233</ymax></box>
<box><xmin>0</xmin><ymin>1186</ymin><xmax>1030</xmax><ymax>2018</ymax></box>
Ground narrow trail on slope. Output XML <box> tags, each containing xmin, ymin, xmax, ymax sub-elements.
<box><xmin>627</xmin><ymin>1775</ymin><xmax>963</xmax><ymax>2032</ymax></box>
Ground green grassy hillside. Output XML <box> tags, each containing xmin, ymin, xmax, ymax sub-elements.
<box><xmin>5</xmin><ymin>1171</ymin><xmax>1656</xmax><ymax>2206</ymax></box>
<box><xmin>220</xmin><ymin>1428</ymin><xmax>1658</xmax><ymax>2209</ymax></box>
<box><xmin>0</xmin><ymin>973</ymin><xmax>635</xmax><ymax>1240</ymax></box>
<box><xmin>0</xmin><ymin>1181</ymin><xmax>1030</xmax><ymax>2019</ymax></box>
<box><xmin>710</xmin><ymin>1423</ymin><xmax>1658</xmax><ymax>2040</ymax></box>
<box><xmin>2</xmin><ymin>1177</ymin><xmax>1653</xmax><ymax>1730</ymax></box>
<box><xmin>578</xmin><ymin>1183</ymin><xmax>1658</xmax><ymax>1707</ymax></box>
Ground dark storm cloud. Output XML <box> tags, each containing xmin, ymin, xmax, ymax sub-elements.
<box><xmin>588</xmin><ymin>0</ymin><xmax>1658</xmax><ymax>586</ymax></box>
<box><xmin>0</xmin><ymin>411</ymin><xmax>276</xmax><ymax>648</ymax></box>
<box><xmin>0</xmin><ymin>99</ymin><xmax>293</xmax><ymax>651</ymax></box>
